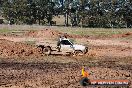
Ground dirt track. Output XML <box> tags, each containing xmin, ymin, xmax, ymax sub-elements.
<box><xmin>0</xmin><ymin>29</ymin><xmax>132</xmax><ymax>58</ymax></box>
<box><xmin>0</xmin><ymin>57</ymin><xmax>131</xmax><ymax>88</ymax></box>
<box><xmin>0</xmin><ymin>29</ymin><xmax>132</xmax><ymax>88</ymax></box>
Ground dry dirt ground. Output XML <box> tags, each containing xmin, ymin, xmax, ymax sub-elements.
<box><xmin>0</xmin><ymin>28</ymin><xmax>132</xmax><ymax>88</ymax></box>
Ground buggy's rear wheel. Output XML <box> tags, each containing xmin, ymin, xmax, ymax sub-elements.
<box><xmin>43</xmin><ymin>46</ymin><xmax>51</xmax><ymax>55</ymax></box>
<box><xmin>37</xmin><ymin>45</ymin><xmax>45</xmax><ymax>54</ymax></box>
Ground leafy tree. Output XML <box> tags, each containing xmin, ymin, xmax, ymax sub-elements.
<box><xmin>1</xmin><ymin>0</ymin><xmax>131</xmax><ymax>28</ymax></box>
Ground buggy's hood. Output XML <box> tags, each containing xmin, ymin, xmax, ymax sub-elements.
<box><xmin>73</xmin><ymin>44</ymin><xmax>86</xmax><ymax>51</ymax></box>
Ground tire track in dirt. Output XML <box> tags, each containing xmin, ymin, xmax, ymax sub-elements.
<box><xmin>0</xmin><ymin>60</ymin><xmax>131</xmax><ymax>88</ymax></box>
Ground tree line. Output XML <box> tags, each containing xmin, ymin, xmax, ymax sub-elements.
<box><xmin>0</xmin><ymin>0</ymin><xmax>132</xmax><ymax>28</ymax></box>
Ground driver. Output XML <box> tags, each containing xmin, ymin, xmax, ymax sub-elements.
<box><xmin>57</xmin><ymin>36</ymin><xmax>62</xmax><ymax>52</ymax></box>
<box><xmin>57</xmin><ymin>35</ymin><xmax>67</xmax><ymax>52</ymax></box>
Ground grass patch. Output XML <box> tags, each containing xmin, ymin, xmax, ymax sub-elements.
<box><xmin>0</xmin><ymin>28</ymin><xmax>26</xmax><ymax>35</ymax></box>
<box><xmin>0</xmin><ymin>25</ymin><xmax>131</xmax><ymax>37</ymax></box>
<box><xmin>25</xmin><ymin>40</ymin><xmax>36</xmax><ymax>45</ymax></box>
<box><xmin>0</xmin><ymin>29</ymin><xmax>13</xmax><ymax>34</ymax></box>
<box><xmin>56</xmin><ymin>27</ymin><xmax>132</xmax><ymax>37</ymax></box>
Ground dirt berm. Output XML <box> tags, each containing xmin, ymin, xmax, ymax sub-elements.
<box><xmin>0</xmin><ymin>39</ymin><xmax>41</xmax><ymax>58</ymax></box>
<box><xmin>25</xmin><ymin>29</ymin><xmax>89</xmax><ymax>39</ymax></box>
<box><xmin>112</xmin><ymin>32</ymin><xmax>132</xmax><ymax>38</ymax></box>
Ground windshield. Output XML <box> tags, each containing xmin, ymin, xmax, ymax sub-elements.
<box><xmin>69</xmin><ymin>39</ymin><xmax>74</xmax><ymax>45</ymax></box>
<box><xmin>61</xmin><ymin>40</ymin><xmax>72</xmax><ymax>45</ymax></box>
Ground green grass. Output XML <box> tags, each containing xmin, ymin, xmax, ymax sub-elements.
<box><xmin>0</xmin><ymin>25</ymin><xmax>131</xmax><ymax>38</ymax></box>
<box><xmin>0</xmin><ymin>29</ymin><xmax>13</xmax><ymax>34</ymax></box>
<box><xmin>0</xmin><ymin>28</ymin><xmax>28</xmax><ymax>36</ymax></box>
<box><xmin>57</xmin><ymin>27</ymin><xmax>132</xmax><ymax>37</ymax></box>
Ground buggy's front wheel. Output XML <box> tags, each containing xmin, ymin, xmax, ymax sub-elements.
<box><xmin>73</xmin><ymin>50</ymin><xmax>83</xmax><ymax>56</ymax></box>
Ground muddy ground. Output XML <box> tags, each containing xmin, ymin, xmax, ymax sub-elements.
<box><xmin>0</xmin><ymin>28</ymin><xmax>132</xmax><ymax>88</ymax></box>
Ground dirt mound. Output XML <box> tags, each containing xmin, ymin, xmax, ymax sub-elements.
<box><xmin>63</xmin><ymin>33</ymin><xmax>90</xmax><ymax>38</ymax></box>
<box><xmin>25</xmin><ymin>29</ymin><xmax>90</xmax><ymax>39</ymax></box>
<box><xmin>112</xmin><ymin>32</ymin><xmax>132</xmax><ymax>38</ymax></box>
<box><xmin>0</xmin><ymin>39</ymin><xmax>40</xmax><ymax>58</ymax></box>
<box><xmin>25</xmin><ymin>29</ymin><xmax>62</xmax><ymax>38</ymax></box>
